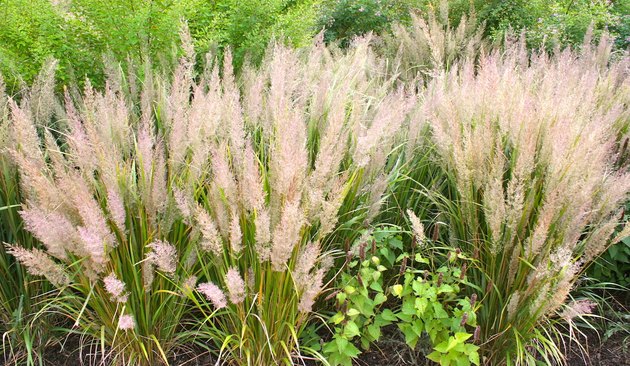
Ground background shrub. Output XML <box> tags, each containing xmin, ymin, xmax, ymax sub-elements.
<box><xmin>475</xmin><ymin>0</ymin><xmax>629</xmax><ymax>49</ymax></box>
<box><xmin>0</xmin><ymin>0</ymin><xmax>320</xmax><ymax>93</ymax></box>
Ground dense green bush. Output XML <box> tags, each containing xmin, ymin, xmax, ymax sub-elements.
<box><xmin>0</xmin><ymin>0</ymin><xmax>183</xmax><ymax>92</ymax></box>
<box><xmin>0</xmin><ymin>0</ymin><xmax>320</xmax><ymax>92</ymax></box>
<box><xmin>186</xmin><ymin>0</ymin><xmax>320</xmax><ymax>69</ymax></box>
<box><xmin>1</xmin><ymin>0</ymin><xmax>626</xmax><ymax>94</ymax></box>
<box><xmin>317</xmin><ymin>0</ymin><xmax>415</xmax><ymax>45</ymax></box>
<box><xmin>475</xmin><ymin>0</ymin><xmax>629</xmax><ymax>49</ymax></box>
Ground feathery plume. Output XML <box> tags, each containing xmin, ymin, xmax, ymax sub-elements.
<box><xmin>240</xmin><ymin>143</ymin><xmax>266</xmax><ymax>211</ymax></box>
<box><xmin>255</xmin><ymin>208</ymin><xmax>272</xmax><ymax>261</ymax></box>
<box><xmin>196</xmin><ymin>206</ymin><xmax>223</xmax><ymax>256</ymax></box>
<box><xmin>6</xmin><ymin>245</ymin><xmax>69</xmax><ymax>287</ymax></box>
<box><xmin>407</xmin><ymin>209</ymin><xmax>426</xmax><ymax>247</ymax></box>
<box><xmin>142</xmin><ymin>260</ymin><xmax>155</xmax><ymax>290</ymax></box>
<box><xmin>104</xmin><ymin>273</ymin><xmax>128</xmax><ymax>303</ymax></box>
<box><xmin>181</xmin><ymin>275</ymin><xmax>198</xmax><ymax>297</ymax></box>
<box><xmin>197</xmin><ymin>282</ymin><xmax>227</xmax><ymax>310</ymax></box>
<box><xmin>107</xmin><ymin>187</ymin><xmax>126</xmax><ymax>232</ymax></box>
<box><xmin>318</xmin><ymin>179</ymin><xmax>346</xmax><ymax>238</ymax></box>
<box><xmin>173</xmin><ymin>187</ymin><xmax>193</xmax><ymax>220</ymax></box>
<box><xmin>20</xmin><ymin>207</ymin><xmax>77</xmax><ymax>259</ymax></box>
<box><xmin>229</xmin><ymin>213</ymin><xmax>243</xmax><ymax>253</ymax></box>
<box><xmin>271</xmin><ymin>200</ymin><xmax>305</xmax><ymax>271</ymax></box>
<box><xmin>146</xmin><ymin>240</ymin><xmax>177</xmax><ymax>275</ymax></box>
<box><xmin>225</xmin><ymin>268</ymin><xmax>246</xmax><ymax>304</ymax></box>
<box><xmin>78</xmin><ymin>227</ymin><xmax>108</xmax><ymax>272</ymax></box>
<box><xmin>560</xmin><ymin>299</ymin><xmax>596</xmax><ymax>322</ymax></box>
<box><xmin>293</xmin><ymin>242</ymin><xmax>321</xmax><ymax>291</ymax></box>
<box><xmin>298</xmin><ymin>267</ymin><xmax>325</xmax><ymax>313</ymax></box>
<box><xmin>118</xmin><ymin>314</ymin><xmax>135</xmax><ymax>331</ymax></box>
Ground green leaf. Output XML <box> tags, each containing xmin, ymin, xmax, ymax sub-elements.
<box><xmin>369</xmin><ymin>280</ymin><xmax>383</xmax><ymax>292</ymax></box>
<box><xmin>389</xmin><ymin>237</ymin><xmax>403</xmax><ymax>249</ymax></box>
<box><xmin>347</xmin><ymin>308</ymin><xmax>360</xmax><ymax>317</ymax></box>
<box><xmin>464</xmin><ymin>344</ymin><xmax>479</xmax><ymax>354</ymax></box>
<box><xmin>343</xmin><ymin>320</ymin><xmax>361</xmax><ymax>338</ymax></box>
<box><xmin>336</xmin><ymin>336</ymin><xmax>349</xmax><ymax>352</ymax></box>
<box><xmin>455</xmin><ymin>332</ymin><xmax>472</xmax><ymax>343</ymax></box>
<box><xmin>427</xmin><ymin>351</ymin><xmax>443</xmax><ymax>363</ymax></box>
<box><xmin>434</xmin><ymin>339</ymin><xmax>451</xmax><ymax>353</ymax></box>
<box><xmin>455</xmin><ymin>356</ymin><xmax>471</xmax><ymax>366</ymax></box>
<box><xmin>366</xmin><ymin>323</ymin><xmax>381</xmax><ymax>340</ymax></box>
<box><xmin>610</xmin><ymin>245</ymin><xmax>619</xmax><ymax>258</ymax></box>
<box><xmin>398</xmin><ymin>323</ymin><xmax>420</xmax><ymax>348</ymax></box>
<box><xmin>323</xmin><ymin>340</ymin><xmax>337</xmax><ymax>354</ymax></box>
<box><xmin>344</xmin><ymin>341</ymin><xmax>361</xmax><ymax>358</ymax></box>
<box><xmin>402</xmin><ymin>297</ymin><xmax>416</xmax><ymax>315</ymax></box>
<box><xmin>331</xmin><ymin>312</ymin><xmax>345</xmax><ymax>325</ymax></box>
<box><xmin>412</xmin><ymin>318</ymin><xmax>424</xmax><ymax>336</ymax></box>
<box><xmin>415</xmin><ymin>253</ymin><xmax>430</xmax><ymax>264</ymax></box>
<box><xmin>396</xmin><ymin>311</ymin><xmax>413</xmax><ymax>323</ymax></box>
<box><xmin>469</xmin><ymin>350</ymin><xmax>480</xmax><ymax>365</ymax></box>
<box><xmin>433</xmin><ymin>302</ymin><xmax>449</xmax><ymax>318</ymax></box>
<box><xmin>415</xmin><ymin>297</ymin><xmax>428</xmax><ymax>314</ymax></box>
<box><xmin>380</xmin><ymin>308</ymin><xmax>397</xmax><ymax>322</ymax></box>
<box><xmin>360</xmin><ymin>337</ymin><xmax>370</xmax><ymax>350</ymax></box>
<box><xmin>412</xmin><ymin>279</ymin><xmax>425</xmax><ymax>294</ymax></box>
<box><xmin>438</xmin><ymin>284</ymin><xmax>454</xmax><ymax>294</ymax></box>
<box><xmin>336</xmin><ymin>292</ymin><xmax>347</xmax><ymax>304</ymax></box>
<box><xmin>372</xmin><ymin>270</ymin><xmax>382</xmax><ymax>281</ymax></box>
<box><xmin>374</xmin><ymin>292</ymin><xmax>387</xmax><ymax>305</ymax></box>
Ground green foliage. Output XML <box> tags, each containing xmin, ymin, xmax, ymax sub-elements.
<box><xmin>322</xmin><ymin>246</ymin><xmax>391</xmax><ymax>366</ymax></box>
<box><xmin>323</xmin><ymin>227</ymin><xmax>479</xmax><ymax>366</ymax></box>
<box><xmin>393</xmin><ymin>250</ymin><xmax>479</xmax><ymax>366</ymax></box>
<box><xmin>187</xmin><ymin>0</ymin><xmax>320</xmax><ymax>69</ymax></box>
<box><xmin>476</xmin><ymin>0</ymin><xmax>629</xmax><ymax>49</ymax></box>
<box><xmin>318</xmin><ymin>0</ymin><xmax>424</xmax><ymax>46</ymax></box>
<box><xmin>588</xmin><ymin>201</ymin><xmax>630</xmax><ymax>287</ymax></box>
<box><xmin>0</xmin><ymin>0</ymin><xmax>320</xmax><ymax>92</ymax></box>
<box><xmin>0</xmin><ymin>0</ymin><xmax>184</xmax><ymax>92</ymax></box>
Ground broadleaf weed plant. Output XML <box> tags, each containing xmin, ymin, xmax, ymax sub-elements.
<box><xmin>407</xmin><ymin>34</ymin><xmax>630</xmax><ymax>365</ymax></box>
<box><xmin>323</xmin><ymin>222</ymin><xmax>480</xmax><ymax>366</ymax></box>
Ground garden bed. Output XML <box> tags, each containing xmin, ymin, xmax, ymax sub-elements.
<box><xmin>33</xmin><ymin>326</ymin><xmax>628</xmax><ymax>366</ymax></box>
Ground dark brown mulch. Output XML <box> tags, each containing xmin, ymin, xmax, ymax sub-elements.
<box><xmin>564</xmin><ymin>328</ymin><xmax>629</xmax><ymax>366</ymax></box>
<box><xmin>4</xmin><ymin>333</ymin><xmax>627</xmax><ymax>366</ymax></box>
<box><xmin>30</xmin><ymin>335</ymin><xmax>215</xmax><ymax>366</ymax></box>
